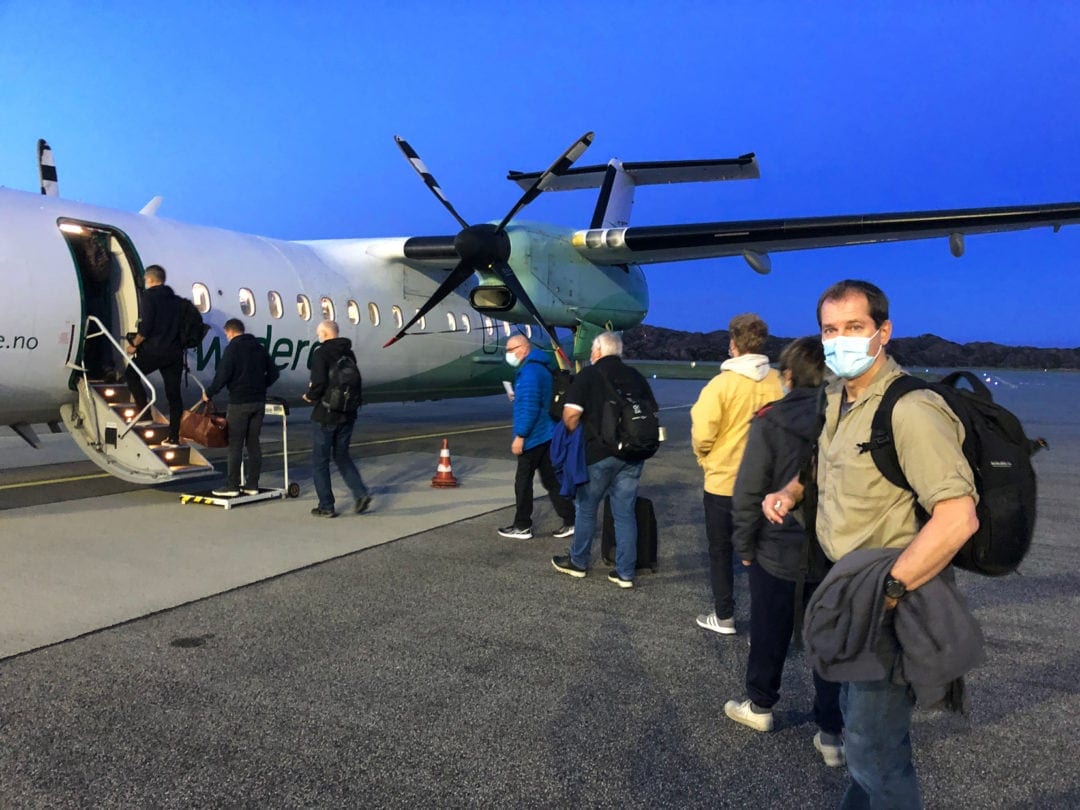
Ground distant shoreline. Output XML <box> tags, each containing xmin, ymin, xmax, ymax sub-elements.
<box><xmin>623</xmin><ymin>325</ymin><xmax>1080</xmax><ymax>370</ymax></box>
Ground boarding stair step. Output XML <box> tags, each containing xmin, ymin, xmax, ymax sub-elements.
<box><xmin>152</xmin><ymin>445</ymin><xmax>193</xmax><ymax>467</ymax></box>
<box><xmin>90</xmin><ymin>382</ymin><xmax>135</xmax><ymax>403</ymax></box>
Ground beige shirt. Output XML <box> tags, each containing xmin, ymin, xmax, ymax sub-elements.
<box><xmin>816</xmin><ymin>357</ymin><xmax>976</xmax><ymax>561</ymax></box>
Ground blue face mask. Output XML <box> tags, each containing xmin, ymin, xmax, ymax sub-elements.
<box><xmin>822</xmin><ymin>329</ymin><xmax>880</xmax><ymax>379</ymax></box>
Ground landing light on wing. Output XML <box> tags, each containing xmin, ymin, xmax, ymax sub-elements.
<box><xmin>59</xmin><ymin>222</ymin><xmax>86</xmax><ymax>235</ymax></box>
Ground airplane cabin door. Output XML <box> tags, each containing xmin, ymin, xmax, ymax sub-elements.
<box><xmin>59</xmin><ymin>220</ymin><xmax>143</xmax><ymax>380</ymax></box>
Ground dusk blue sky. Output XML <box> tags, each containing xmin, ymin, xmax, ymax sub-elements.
<box><xmin>2</xmin><ymin>2</ymin><xmax>1077</xmax><ymax>347</ymax></box>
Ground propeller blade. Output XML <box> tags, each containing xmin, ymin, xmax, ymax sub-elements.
<box><xmin>394</xmin><ymin>135</ymin><xmax>471</xmax><ymax>230</ymax></box>
<box><xmin>490</xmin><ymin>262</ymin><xmax>570</xmax><ymax>366</ymax></box>
<box><xmin>496</xmin><ymin>131</ymin><xmax>594</xmax><ymax>232</ymax></box>
<box><xmin>383</xmin><ymin>260</ymin><xmax>475</xmax><ymax>348</ymax></box>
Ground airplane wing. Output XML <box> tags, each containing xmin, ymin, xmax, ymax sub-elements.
<box><xmin>568</xmin><ymin>203</ymin><xmax>1080</xmax><ymax>267</ymax></box>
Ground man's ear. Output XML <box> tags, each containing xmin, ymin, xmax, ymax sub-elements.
<box><xmin>879</xmin><ymin>320</ymin><xmax>892</xmax><ymax>347</ymax></box>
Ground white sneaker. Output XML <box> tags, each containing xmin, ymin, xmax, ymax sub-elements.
<box><xmin>212</xmin><ymin>489</ymin><xmax>241</xmax><ymax>497</ymax></box>
<box><xmin>724</xmin><ymin>699</ymin><xmax>774</xmax><ymax>732</ymax></box>
<box><xmin>814</xmin><ymin>731</ymin><xmax>846</xmax><ymax>767</ymax></box>
<box><xmin>696</xmin><ymin>611</ymin><xmax>736</xmax><ymax>635</ymax></box>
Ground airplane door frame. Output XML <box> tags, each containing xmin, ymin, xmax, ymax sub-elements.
<box><xmin>57</xmin><ymin>219</ymin><xmax>144</xmax><ymax>376</ymax></box>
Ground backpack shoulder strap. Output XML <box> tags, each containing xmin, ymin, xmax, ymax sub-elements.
<box><xmin>859</xmin><ymin>374</ymin><xmax>931</xmax><ymax>492</ymax></box>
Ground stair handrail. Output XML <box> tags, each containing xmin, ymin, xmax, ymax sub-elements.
<box><xmin>80</xmin><ymin>316</ymin><xmax>158</xmax><ymax>440</ymax></box>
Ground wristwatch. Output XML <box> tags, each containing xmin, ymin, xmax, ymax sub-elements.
<box><xmin>884</xmin><ymin>575</ymin><xmax>908</xmax><ymax>600</ymax></box>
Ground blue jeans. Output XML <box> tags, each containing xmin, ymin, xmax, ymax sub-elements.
<box><xmin>312</xmin><ymin>419</ymin><xmax>368</xmax><ymax>511</ymax></box>
<box><xmin>839</xmin><ymin>675</ymin><xmax>921</xmax><ymax>809</ymax></box>
<box><xmin>569</xmin><ymin>455</ymin><xmax>643</xmax><ymax>580</ymax></box>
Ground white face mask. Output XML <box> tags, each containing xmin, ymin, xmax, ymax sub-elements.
<box><xmin>505</xmin><ymin>350</ymin><xmax>523</xmax><ymax>368</ymax></box>
<box><xmin>822</xmin><ymin>329</ymin><xmax>881</xmax><ymax>379</ymax></box>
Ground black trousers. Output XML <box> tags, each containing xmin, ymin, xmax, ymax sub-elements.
<box><xmin>746</xmin><ymin>561</ymin><xmax>843</xmax><ymax>734</ymax></box>
<box><xmin>125</xmin><ymin>354</ymin><xmax>184</xmax><ymax>443</ymax></box>
<box><xmin>225</xmin><ymin>401</ymin><xmax>265</xmax><ymax>489</ymax></box>
<box><xmin>703</xmin><ymin>491</ymin><xmax>736</xmax><ymax>619</ymax></box>
<box><xmin>512</xmin><ymin>440</ymin><xmax>575</xmax><ymax>528</ymax></box>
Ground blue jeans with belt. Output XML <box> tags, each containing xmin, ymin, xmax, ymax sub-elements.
<box><xmin>569</xmin><ymin>454</ymin><xmax>643</xmax><ymax>580</ymax></box>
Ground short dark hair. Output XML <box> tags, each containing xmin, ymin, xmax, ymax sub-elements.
<box><xmin>728</xmin><ymin>313</ymin><xmax>768</xmax><ymax>354</ymax></box>
<box><xmin>779</xmin><ymin>336</ymin><xmax>826</xmax><ymax>388</ymax></box>
<box><xmin>224</xmin><ymin>318</ymin><xmax>245</xmax><ymax>334</ymax></box>
<box><xmin>816</xmin><ymin>279</ymin><xmax>889</xmax><ymax>328</ymax></box>
<box><xmin>144</xmin><ymin>264</ymin><xmax>166</xmax><ymax>284</ymax></box>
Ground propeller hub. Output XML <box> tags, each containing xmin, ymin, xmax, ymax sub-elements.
<box><xmin>454</xmin><ymin>223</ymin><xmax>511</xmax><ymax>268</ymax></box>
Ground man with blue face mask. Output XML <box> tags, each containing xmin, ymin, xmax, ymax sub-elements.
<box><xmin>766</xmin><ymin>279</ymin><xmax>978</xmax><ymax>808</ymax></box>
<box><xmin>497</xmin><ymin>334</ymin><xmax>575</xmax><ymax>540</ymax></box>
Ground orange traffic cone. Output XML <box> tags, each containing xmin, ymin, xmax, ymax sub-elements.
<box><xmin>431</xmin><ymin>438</ymin><xmax>460</xmax><ymax>488</ymax></box>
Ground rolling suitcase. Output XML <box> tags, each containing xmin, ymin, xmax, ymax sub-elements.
<box><xmin>601</xmin><ymin>496</ymin><xmax>658</xmax><ymax>572</ymax></box>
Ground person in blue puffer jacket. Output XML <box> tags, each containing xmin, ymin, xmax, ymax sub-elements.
<box><xmin>497</xmin><ymin>334</ymin><xmax>575</xmax><ymax>540</ymax></box>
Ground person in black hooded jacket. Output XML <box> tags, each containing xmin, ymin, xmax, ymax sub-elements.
<box><xmin>303</xmin><ymin>320</ymin><xmax>370</xmax><ymax>518</ymax></box>
<box><xmin>723</xmin><ymin>336</ymin><xmax>845</xmax><ymax>767</ymax></box>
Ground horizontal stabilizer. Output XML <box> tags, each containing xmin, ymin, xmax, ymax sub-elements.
<box><xmin>508</xmin><ymin>154</ymin><xmax>758</xmax><ymax>191</ymax></box>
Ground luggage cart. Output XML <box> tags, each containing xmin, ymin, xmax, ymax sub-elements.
<box><xmin>180</xmin><ymin>396</ymin><xmax>300</xmax><ymax>509</ymax></box>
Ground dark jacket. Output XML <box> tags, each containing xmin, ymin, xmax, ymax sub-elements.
<box><xmin>136</xmin><ymin>284</ymin><xmax>182</xmax><ymax>361</ymax></box>
<box><xmin>732</xmin><ymin>386</ymin><xmax>831</xmax><ymax>583</ymax></box>
<box><xmin>513</xmin><ymin>349</ymin><xmax>557</xmax><ymax>450</ymax></box>
<box><xmin>564</xmin><ymin>355</ymin><xmax>657</xmax><ymax>465</ymax></box>
<box><xmin>550</xmin><ymin>420</ymin><xmax>588</xmax><ymax>498</ymax></box>
<box><xmin>306</xmin><ymin>337</ymin><xmax>358</xmax><ymax>425</ymax></box>
<box><xmin>205</xmin><ymin>333</ymin><xmax>280</xmax><ymax>405</ymax></box>
<box><xmin>803</xmin><ymin>547</ymin><xmax>985</xmax><ymax>713</ymax></box>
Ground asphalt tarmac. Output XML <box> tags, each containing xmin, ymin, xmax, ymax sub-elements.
<box><xmin>0</xmin><ymin>379</ymin><xmax>1077</xmax><ymax>808</ymax></box>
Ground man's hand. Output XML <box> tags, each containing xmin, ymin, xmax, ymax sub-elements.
<box><xmin>125</xmin><ymin>344</ymin><xmax>136</xmax><ymax>355</ymax></box>
<box><xmin>511</xmin><ymin>436</ymin><xmax>524</xmax><ymax>456</ymax></box>
<box><xmin>741</xmin><ymin>559</ymin><xmax>752</xmax><ymax>567</ymax></box>
<box><xmin>763</xmin><ymin>476</ymin><xmax>803</xmax><ymax>524</ymax></box>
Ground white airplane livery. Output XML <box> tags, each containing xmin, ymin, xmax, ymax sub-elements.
<box><xmin>2</xmin><ymin>134</ymin><xmax>1078</xmax><ymax>484</ymax></box>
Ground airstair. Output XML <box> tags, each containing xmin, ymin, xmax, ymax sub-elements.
<box><xmin>59</xmin><ymin>317</ymin><xmax>215</xmax><ymax>484</ymax></box>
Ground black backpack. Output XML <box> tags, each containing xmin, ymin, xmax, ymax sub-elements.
<box><xmin>321</xmin><ymin>355</ymin><xmax>363</xmax><ymax>414</ymax></box>
<box><xmin>548</xmin><ymin>367</ymin><xmax>575</xmax><ymax>422</ymax></box>
<box><xmin>177</xmin><ymin>297</ymin><xmax>210</xmax><ymax>350</ymax></box>
<box><xmin>597</xmin><ymin>368</ymin><xmax>661</xmax><ymax>462</ymax></box>
<box><xmin>858</xmin><ymin>371</ymin><xmax>1046</xmax><ymax>576</ymax></box>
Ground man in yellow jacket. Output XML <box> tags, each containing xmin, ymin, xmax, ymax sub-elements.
<box><xmin>691</xmin><ymin>313</ymin><xmax>783</xmax><ymax>634</ymax></box>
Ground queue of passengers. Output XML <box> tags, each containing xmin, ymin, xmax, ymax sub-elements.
<box><xmin>511</xmin><ymin>281</ymin><xmax>980</xmax><ymax>809</ymax></box>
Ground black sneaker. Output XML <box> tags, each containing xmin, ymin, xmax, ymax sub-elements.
<box><xmin>355</xmin><ymin>495</ymin><xmax>372</xmax><ymax>514</ymax></box>
<box><xmin>311</xmin><ymin>507</ymin><xmax>337</xmax><ymax>518</ymax></box>
<box><xmin>498</xmin><ymin>525</ymin><xmax>533</xmax><ymax>540</ymax></box>
<box><xmin>607</xmin><ymin>570</ymin><xmax>634</xmax><ymax>589</ymax></box>
<box><xmin>551</xmin><ymin>524</ymin><xmax>575</xmax><ymax>539</ymax></box>
<box><xmin>551</xmin><ymin>555</ymin><xmax>587</xmax><ymax>578</ymax></box>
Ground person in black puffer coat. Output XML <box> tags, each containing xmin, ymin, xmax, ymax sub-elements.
<box><xmin>723</xmin><ymin>337</ymin><xmax>845</xmax><ymax>768</ymax></box>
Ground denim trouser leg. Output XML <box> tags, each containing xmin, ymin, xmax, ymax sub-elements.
<box><xmin>312</xmin><ymin>422</ymin><xmax>336</xmax><ymax>510</ymax></box>
<box><xmin>332</xmin><ymin>418</ymin><xmax>368</xmax><ymax>500</ymax></box>
<box><xmin>570</xmin><ymin>455</ymin><xmax>641</xmax><ymax>579</ymax></box>
<box><xmin>839</xmin><ymin>677</ymin><xmax>922</xmax><ymax>809</ymax></box>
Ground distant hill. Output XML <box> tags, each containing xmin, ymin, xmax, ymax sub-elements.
<box><xmin>622</xmin><ymin>325</ymin><xmax>1080</xmax><ymax>370</ymax></box>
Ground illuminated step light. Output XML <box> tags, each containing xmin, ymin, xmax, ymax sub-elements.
<box><xmin>103</xmin><ymin>388</ymin><xmax>115</xmax><ymax>398</ymax></box>
<box><xmin>164</xmin><ymin>451</ymin><xmax>176</xmax><ymax>461</ymax></box>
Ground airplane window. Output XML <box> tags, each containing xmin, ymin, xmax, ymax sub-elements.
<box><xmin>239</xmin><ymin>288</ymin><xmax>256</xmax><ymax>317</ymax></box>
<box><xmin>347</xmin><ymin>300</ymin><xmax>360</xmax><ymax>325</ymax></box>
<box><xmin>392</xmin><ymin>305</ymin><xmax>404</xmax><ymax>329</ymax></box>
<box><xmin>446</xmin><ymin>313</ymin><xmax>456</xmax><ymax>332</ymax></box>
<box><xmin>368</xmin><ymin>302</ymin><xmax>380</xmax><ymax>326</ymax></box>
<box><xmin>460</xmin><ymin>313</ymin><xmax>471</xmax><ymax>333</ymax></box>
<box><xmin>524</xmin><ymin>324</ymin><xmax>532</xmax><ymax>339</ymax></box>
<box><xmin>483</xmin><ymin>315</ymin><xmax>495</xmax><ymax>337</ymax></box>
<box><xmin>414</xmin><ymin>310</ymin><xmax>426</xmax><ymax>331</ymax></box>
<box><xmin>297</xmin><ymin>294</ymin><xmax>312</xmax><ymax>321</ymax></box>
<box><xmin>192</xmin><ymin>283</ymin><xmax>211</xmax><ymax>314</ymax></box>
<box><xmin>502</xmin><ymin>321</ymin><xmax>511</xmax><ymax>337</ymax></box>
<box><xmin>321</xmin><ymin>296</ymin><xmax>335</xmax><ymax>322</ymax></box>
<box><xmin>268</xmin><ymin>290</ymin><xmax>284</xmax><ymax>319</ymax></box>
